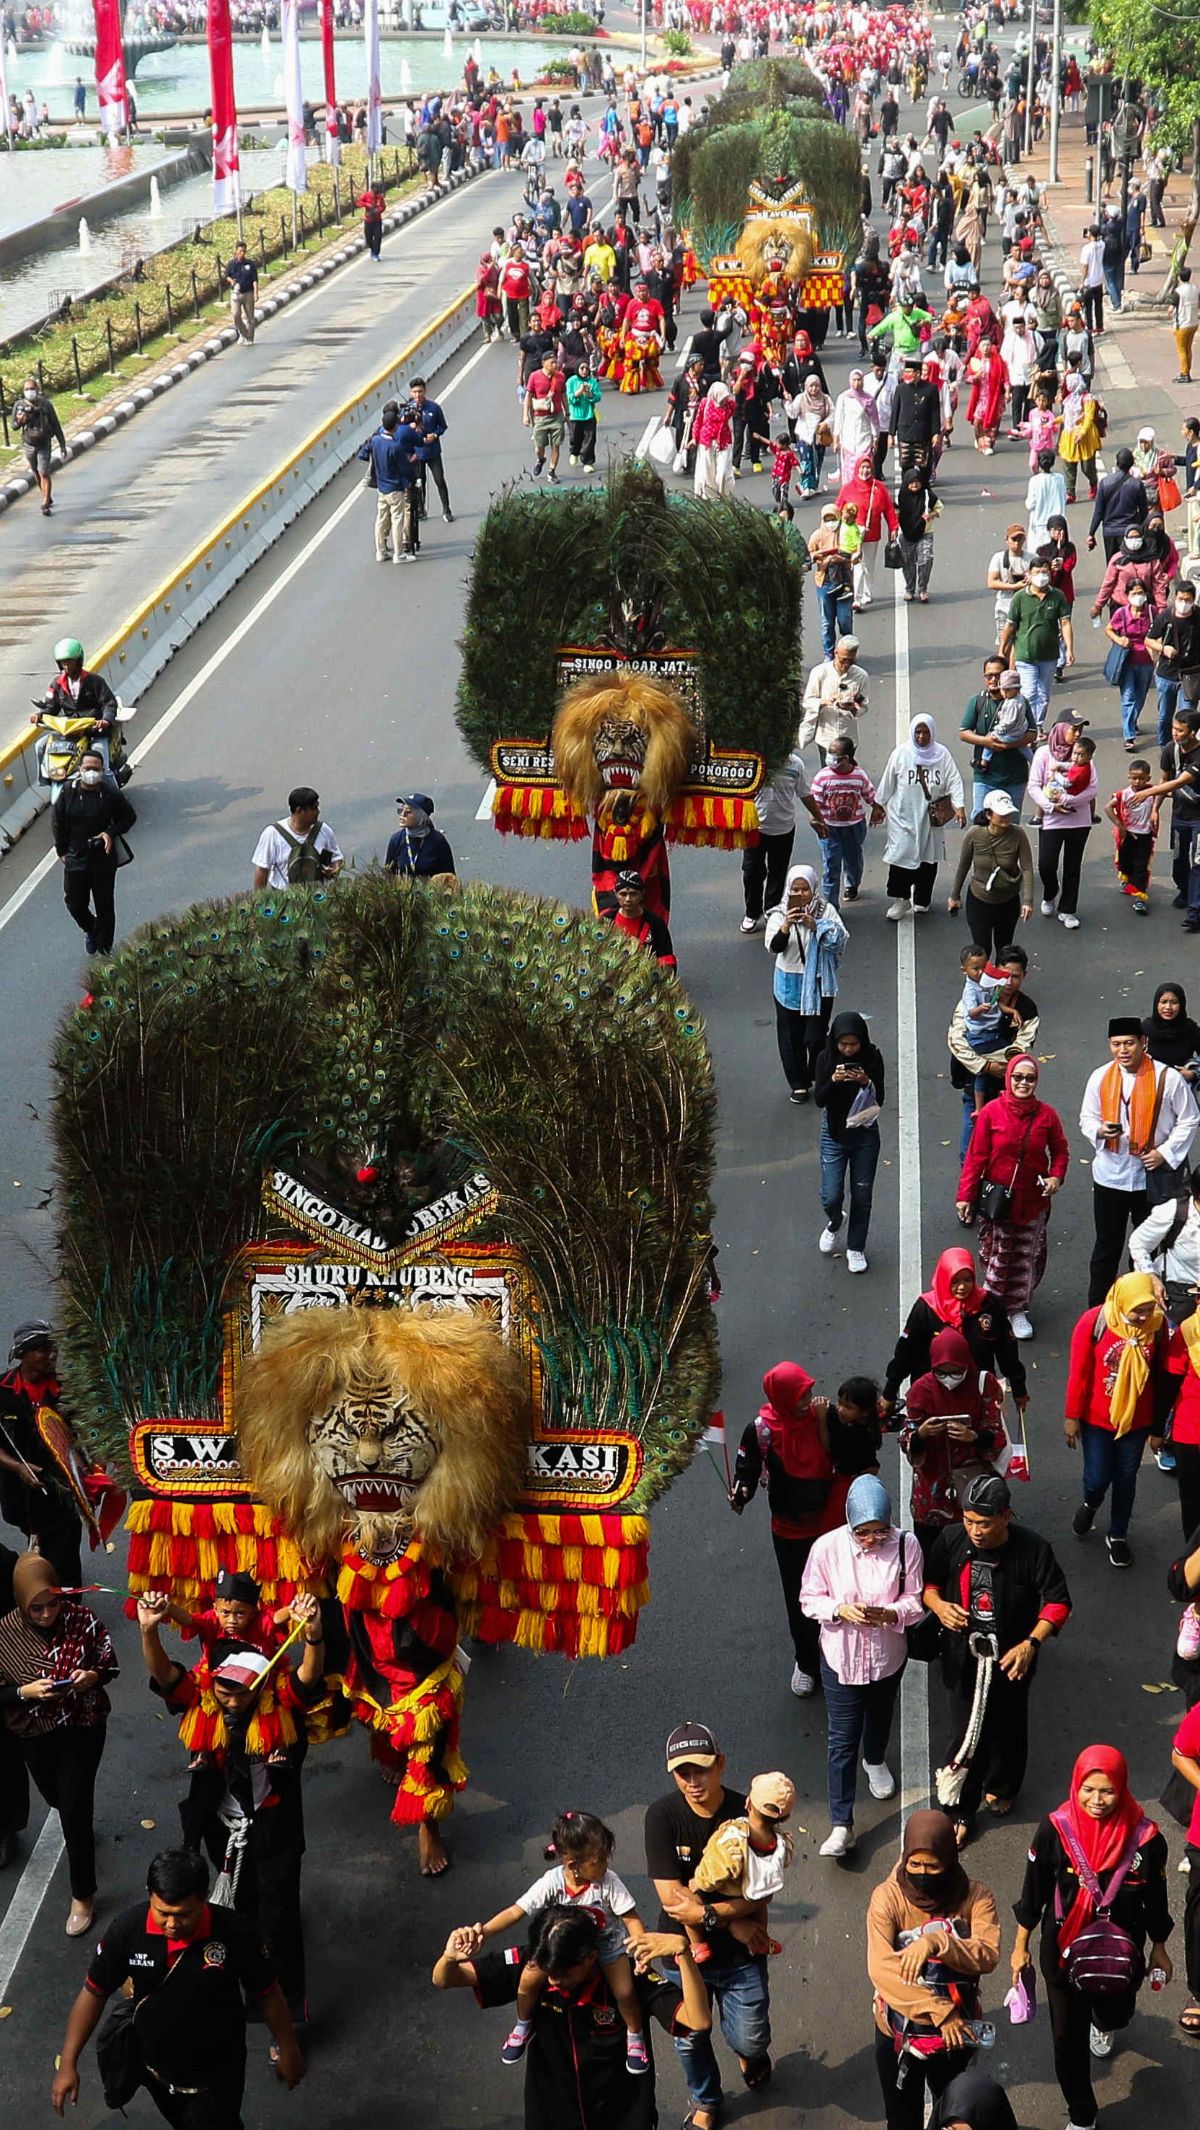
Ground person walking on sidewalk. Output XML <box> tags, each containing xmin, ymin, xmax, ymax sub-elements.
<box><xmin>1079</xmin><ymin>1021</ymin><xmax>1200</xmax><ymax>1305</ymax></box>
<box><xmin>224</xmin><ymin>241</ymin><xmax>258</xmax><ymax>345</ymax></box>
<box><xmin>1174</xmin><ymin>267</ymin><xmax>1199</xmax><ymax>385</ymax></box>
<box><xmin>13</xmin><ymin>377</ymin><xmax>66</xmax><ymax>517</ymax></box>
<box><xmin>1078</xmin><ymin>226</ymin><xmax>1105</xmax><ymax>334</ymax></box>
<box><xmin>358</xmin><ymin>182</ymin><xmax>387</xmax><ymax>260</ymax></box>
<box><xmin>51</xmin><ymin>753</ymin><xmax>136</xmax><ymax>956</ymax></box>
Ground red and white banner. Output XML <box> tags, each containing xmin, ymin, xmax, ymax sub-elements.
<box><xmin>319</xmin><ymin>0</ymin><xmax>339</xmax><ymax>166</ymax></box>
<box><xmin>281</xmin><ymin>0</ymin><xmax>307</xmax><ymax>194</ymax></box>
<box><xmin>206</xmin><ymin>0</ymin><xmax>242</xmax><ymax>215</ymax></box>
<box><xmin>363</xmin><ymin>0</ymin><xmax>383</xmax><ymax>156</ymax></box>
<box><xmin>91</xmin><ymin>0</ymin><xmax>128</xmax><ymax>141</ymax></box>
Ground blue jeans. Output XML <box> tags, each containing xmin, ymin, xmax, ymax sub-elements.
<box><xmin>819</xmin><ymin>1120</ymin><xmax>880</xmax><ymax>1252</ymax></box>
<box><xmin>1080</xmin><ymin>1421</ymin><xmax>1149</xmax><ymax>1539</ymax></box>
<box><xmin>1172</xmin><ymin>823</ymin><xmax>1200</xmax><ymax>918</ymax></box>
<box><xmin>1015</xmin><ymin>657</ymin><xmax>1057</xmax><ymax>731</ymax></box>
<box><xmin>971</xmin><ymin>775</ymin><xmax>1026</xmax><ymax>821</ymax></box>
<box><xmin>820</xmin><ymin>820</ymin><xmax>867</xmax><ymax>902</ymax></box>
<box><xmin>671</xmin><ymin>1955</ymin><xmax>772</xmax><ymax>2108</ymax></box>
<box><xmin>1103</xmin><ymin>262</ymin><xmax>1125</xmax><ymax>310</ymax></box>
<box><xmin>816</xmin><ymin>583</ymin><xmax>853</xmax><ymax>658</ymax></box>
<box><xmin>1157</xmin><ymin>673</ymin><xmax>1182</xmax><ymax>746</ymax></box>
<box><xmin>819</xmin><ymin>1657</ymin><xmax>903</xmax><ymax>1823</ymax></box>
<box><xmin>1117</xmin><ymin>659</ymin><xmax>1153</xmax><ymax>741</ymax></box>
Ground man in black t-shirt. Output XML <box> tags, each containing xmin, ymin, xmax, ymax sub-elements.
<box><xmin>643</xmin><ymin>1722</ymin><xmax>772</xmax><ymax>2130</ymax></box>
<box><xmin>52</xmin><ymin>1847</ymin><xmax>304</xmax><ymax>2125</ymax></box>
<box><xmin>433</xmin><ymin>1903</ymin><xmax>710</xmax><ymax>2130</ymax></box>
<box><xmin>1147</xmin><ymin>710</ymin><xmax>1200</xmax><ymax>924</ymax></box>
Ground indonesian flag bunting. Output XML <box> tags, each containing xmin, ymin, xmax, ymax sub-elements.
<box><xmin>319</xmin><ymin>0</ymin><xmax>339</xmax><ymax>165</ymax></box>
<box><xmin>363</xmin><ymin>0</ymin><xmax>383</xmax><ymax>155</ymax></box>
<box><xmin>91</xmin><ymin>0</ymin><xmax>128</xmax><ymax>141</ymax></box>
<box><xmin>281</xmin><ymin>0</ymin><xmax>307</xmax><ymax>194</ymax></box>
<box><xmin>206</xmin><ymin>0</ymin><xmax>242</xmax><ymax>215</ymax></box>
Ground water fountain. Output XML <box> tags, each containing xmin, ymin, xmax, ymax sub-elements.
<box><xmin>56</xmin><ymin>0</ymin><xmax>176</xmax><ymax>77</ymax></box>
<box><xmin>473</xmin><ymin>37</ymin><xmax>483</xmax><ymax>67</ymax></box>
<box><xmin>149</xmin><ymin>173</ymin><xmax>163</xmax><ymax>218</ymax></box>
<box><xmin>7</xmin><ymin>36</ymin><xmax>19</xmax><ymax>69</ymax></box>
<box><xmin>261</xmin><ymin>23</ymin><xmax>270</xmax><ymax>57</ymax></box>
<box><xmin>443</xmin><ymin>27</ymin><xmax>453</xmax><ymax>60</ymax></box>
<box><xmin>78</xmin><ymin>215</ymin><xmax>93</xmax><ymax>254</ymax></box>
<box><xmin>400</xmin><ymin>57</ymin><xmax>412</xmax><ymax>92</ymax></box>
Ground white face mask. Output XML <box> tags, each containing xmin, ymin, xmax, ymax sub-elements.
<box><xmin>1177</xmin><ymin>601</ymin><xmax>1195</xmax><ymax>619</ymax></box>
<box><xmin>1030</xmin><ymin>571</ymin><xmax>1050</xmax><ymax>589</ymax></box>
<box><xmin>23</xmin><ymin>387</ymin><xmax>37</xmax><ymax>401</ymax></box>
<box><xmin>1129</xmin><ymin>597</ymin><xmax>1147</xmax><ymax>611</ymax></box>
<box><xmin>1125</xmin><ymin>539</ymin><xmax>1143</xmax><ymax>554</ymax></box>
<box><xmin>934</xmin><ymin>1369</ymin><xmax>967</xmax><ymax>1387</ymax></box>
<box><xmin>79</xmin><ymin>769</ymin><xmax>104</xmax><ymax>787</ymax></box>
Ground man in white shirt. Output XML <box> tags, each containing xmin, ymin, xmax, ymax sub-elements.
<box><xmin>252</xmin><ymin>787</ymin><xmax>344</xmax><ymax>891</ymax></box>
<box><xmin>1079</xmin><ymin>1017</ymin><xmax>1200</xmax><ymax>1304</ymax></box>
<box><xmin>1174</xmin><ymin>266</ymin><xmax>1199</xmax><ymax>384</ymax></box>
<box><xmin>986</xmin><ymin>524</ymin><xmax>1029</xmax><ymax>647</ymax></box>
<box><xmin>798</xmin><ymin>637</ymin><xmax>870</xmax><ymax>757</ymax></box>
<box><xmin>1078</xmin><ymin>226</ymin><xmax>1106</xmax><ymax>334</ymax></box>
<box><xmin>741</xmin><ymin>750</ymin><xmax>826</xmax><ymax>932</ymax></box>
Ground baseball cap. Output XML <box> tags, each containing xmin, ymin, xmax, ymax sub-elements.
<box><xmin>396</xmin><ymin>791</ymin><xmax>434</xmax><ymax>812</ymax></box>
<box><xmin>984</xmin><ymin>790</ymin><xmax>1018</xmax><ymax>815</ymax></box>
<box><xmin>1006</xmin><ymin>523</ymin><xmax>1025</xmax><ymax>539</ymax></box>
<box><xmin>665</xmin><ymin>1722</ymin><xmax>718</xmax><ymax>1771</ymax></box>
<box><xmin>748</xmin><ymin>1772</ymin><xmax>796</xmax><ymax>1818</ymax></box>
<box><xmin>212</xmin><ymin>1648</ymin><xmax>272</xmax><ymax>1691</ymax></box>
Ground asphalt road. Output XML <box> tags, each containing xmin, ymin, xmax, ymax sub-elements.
<box><xmin>1</xmin><ymin>82</ymin><xmax>1198</xmax><ymax>2130</ymax></box>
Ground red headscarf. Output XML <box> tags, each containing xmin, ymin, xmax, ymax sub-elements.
<box><xmin>921</xmin><ymin>1247</ymin><xmax>986</xmax><ymax>1329</ymax></box>
<box><xmin>1052</xmin><ymin>1745</ymin><xmax>1154</xmax><ymax>1953</ymax></box>
<box><xmin>757</xmin><ymin>1363</ymin><xmax>829</xmax><ymax>1481</ymax></box>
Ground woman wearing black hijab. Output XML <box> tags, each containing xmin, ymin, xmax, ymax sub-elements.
<box><xmin>1144</xmin><ymin>982</ymin><xmax>1200</xmax><ymax>1085</ymax></box>
<box><xmin>813</xmin><ymin>1010</ymin><xmax>886</xmax><ymax>1274</ymax></box>
<box><xmin>930</xmin><ymin>2068</ymin><xmax>1020</xmax><ymax>2130</ymax></box>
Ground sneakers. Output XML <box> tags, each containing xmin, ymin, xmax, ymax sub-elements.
<box><xmin>791</xmin><ymin>1664</ymin><xmax>816</xmax><ymax>1697</ymax></box>
<box><xmin>1072</xmin><ymin>1501</ymin><xmax>1096</xmax><ymax>1537</ymax></box>
<box><xmin>1107</xmin><ymin>1535</ymin><xmax>1133</xmax><ymax>1569</ymax></box>
<box><xmin>1010</xmin><ymin>1311</ymin><xmax>1033</xmax><ymax>1340</ymax></box>
<box><xmin>740</xmin><ymin>914</ymin><xmax>762</xmax><ymax>934</ymax></box>
<box><xmin>847</xmin><ymin>1251</ymin><xmax>869</xmax><ymax>1274</ymax></box>
<box><xmin>886</xmin><ymin>899</ymin><xmax>910</xmax><ymax>921</ymax></box>
<box><xmin>1156</xmin><ymin>1444</ymin><xmax>1178</xmax><ymax>1473</ymax></box>
<box><xmin>442</xmin><ymin>509</ymin><xmax>455</xmax><ymax>523</ymax></box>
<box><xmin>1177</xmin><ymin>1603</ymin><xmax>1200</xmax><ymax>1662</ymax></box>
<box><xmin>547</xmin><ymin>469</ymin><xmax>560</xmax><ymax>485</ymax></box>
<box><xmin>1089</xmin><ymin>2021</ymin><xmax>1114</xmax><ymax>2058</ymax></box>
<box><xmin>1058</xmin><ymin>912</ymin><xmax>1081</xmax><ymax>930</ymax></box>
<box><xmin>863</xmin><ymin>1759</ymin><xmax>896</xmax><ymax>1799</ymax></box>
<box><xmin>819</xmin><ymin>1223</ymin><xmax>840</xmax><ymax>1255</ymax></box>
<box><xmin>1040</xmin><ymin>895</ymin><xmax>1059</xmax><ymax>916</ymax></box>
<box><xmin>819</xmin><ymin>1825</ymin><xmax>856</xmax><ymax>1857</ymax></box>
<box><xmin>790</xmin><ymin>1086</ymin><xmax>811</xmax><ymax>1105</ymax></box>
<box><xmin>502</xmin><ymin>2021</ymin><xmax>533</xmax><ymax>2064</ymax></box>
<box><xmin>625</xmin><ymin>2033</ymin><xmax>650</xmax><ymax>2074</ymax></box>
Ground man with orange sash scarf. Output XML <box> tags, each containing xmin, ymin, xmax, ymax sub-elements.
<box><xmin>1079</xmin><ymin>1016</ymin><xmax>1199</xmax><ymax>1305</ymax></box>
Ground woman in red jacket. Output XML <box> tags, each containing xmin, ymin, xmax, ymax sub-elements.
<box><xmin>834</xmin><ymin>455</ymin><xmax>899</xmax><ymax>612</ymax></box>
<box><xmin>956</xmin><ymin>1057</ymin><xmax>1069</xmax><ymax>1341</ymax></box>
<box><xmin>1160</xmin><ymin>1312</ymin><xmax>1200</xmax><ymax>1538</ymax></box>
<box><xmin>1064</xmin><ymin>1272</ymin><xmax>1168</xmax><ymax>1569</ymax></box>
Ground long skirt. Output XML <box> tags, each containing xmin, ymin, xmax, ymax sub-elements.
<box><xmin>694</xmin><ymin>443</ymin><xmax>733</xmax><ymax>500</ymax></box>
<box><xmin>977</xmin><ymin>1208</ymin><xmax>1049</xmax><ymax>1310</ymax></box>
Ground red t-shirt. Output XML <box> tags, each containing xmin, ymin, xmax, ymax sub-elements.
<box><xmin>527</xmin><ymin>369</ymin><xmax>566</xmax><ymax>418</ymax></box>
<box><xmin>500</xmin><ymin>258</ymin><xmax>531</xmax><ymax>302</ymax></box>
<box><xmin>1172</xmin><ymin>1702</ymin><xmax>1200</xmax><ymax>1843</ymax></box>
<box><xmin>1164</xmin><ymin>1328</ymin><xmax>1200</xmax><ymax>1447</ymax></box>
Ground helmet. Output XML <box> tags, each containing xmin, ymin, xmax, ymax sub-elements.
<box><xmin>53</xmin><ymin>638</ymin><xmax>84</xmax><ymax>665</ymax></box>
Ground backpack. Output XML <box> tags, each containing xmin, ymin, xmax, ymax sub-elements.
<box><xmin>274</xmin><ymin>821</ymin><xmax>325</xmax><ymax>884</ymax></box>
<box><xmin>1050</xmin><ymin>1809</ymin><xmax>1151</xmax><ymax>2015</ymax></box>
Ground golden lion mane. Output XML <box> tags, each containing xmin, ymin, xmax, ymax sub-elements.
<box><xmin>552</xmin><ymin>673</ymin><xmax>695</xmax><ymax>816</ymax></box>
<box><xmin>237</xmin><ymin>1306</ymin><xmax>531</xmax><ymax>1563</ymax></box>
<box><xmin>736</xmin><ymin>215</ymin><xmax>816</xmax><ymax>284</ymax></box>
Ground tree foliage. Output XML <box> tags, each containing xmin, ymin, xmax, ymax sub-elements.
<box><xmin>1088</xmin><ymin>0</ymin><xmax>1200</xmax><ymax>164</ymax></box>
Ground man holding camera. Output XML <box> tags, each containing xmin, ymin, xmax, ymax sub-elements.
<box><xmin>1079</xmin><ymin>1016</ymin><xmax>1200</xmax><ymax>1305</ymax></box>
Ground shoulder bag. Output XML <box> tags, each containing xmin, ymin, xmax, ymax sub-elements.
<box><xmin>916</xmin><ymin>761</ymin><xmax>955</xmax><ymax>829</ymax></box>
<box><xmin>1103</xmin><ymin>639</ymin><xmax>1130</xmax><ymax>689</ymax></box>
<box><xmin>979</xmin><ymin>1114</ymin><xmax>1035</xmax><ymax>1225</ymax></box>
<box><xmin>884</xmin><ymin>534</ymin><xmax>903</xmax><ymax>570</ymax></box>
<box><xmin>897</xmin><ymin>1528</ymin><xmax>942</xmax><ymax>1663</ymax></box>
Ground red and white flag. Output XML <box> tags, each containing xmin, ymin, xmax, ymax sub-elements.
<box><xmin>363</xmin><ymin>0</ymin><xmax>383</xmax><ymax>156</ymax></box>
<box><xmin>91</xmin><ymin>0</ymin><xmax>128</xmax><ymax>141</ymax></box>
<box><xmin>319</xmin><ymin>0</ymin><xmax>339</xmax><ymax>166</ymax></box>
<box><xmin>0</xmin><ymin>35</ymin><xmax>12</xmax><ymax>144</ymax></box>
<box><xmin>281</xmin><ymin>0</ymin><xmax>307</xmax><ymax>195</ymax></box>
<box><xmin>206</xmin><ymin>0</ymin><xmax>242</xmax><ymax>215</ymax></box>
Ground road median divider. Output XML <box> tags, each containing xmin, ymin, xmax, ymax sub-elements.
<box><xmin>0</xmin><ymin>284</ymin><xmax>477</xmax><ymax>861</ymax></box>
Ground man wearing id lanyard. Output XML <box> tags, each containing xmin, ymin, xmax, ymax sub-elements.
<box><xmin>1079</xmin><ymin>1017</ymin><xmax>1200</xmax><ymax>1305</ymax></box>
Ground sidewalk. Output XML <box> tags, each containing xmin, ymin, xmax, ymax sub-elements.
<box><xmin>1030</xmin><ymin>107</ymin><xmax>1193</xmax><ymax>419</ymax></box>
<box><xmin>0</xmin><ymin>167</ymin><xmax>517</xmax><ymax>740</ymax></box>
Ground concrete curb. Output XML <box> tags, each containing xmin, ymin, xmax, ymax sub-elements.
<box><xmin>0</xmin><ymin>164</ymin><xmax>485</xmax><ymax>517</ymax></box>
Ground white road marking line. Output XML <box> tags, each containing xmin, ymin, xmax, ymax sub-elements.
<box><xmin>0</xmin><ymin>341</ymin><xmax>491</xmax><ymax>944</ymax></box>
<box><xmin>0</xmin><ymin>1812</ymin><xmax>66</xmax><ymax>2002</ymax></box>
<box><xmin>893</xmin><ymin>564</ymin><xmax>930</xmax><ymax>1821</ymax></box>
<box><xmin>476</xmin><ymin>777</ymin><xmax>498</xmax><ymax>823</ymax></box>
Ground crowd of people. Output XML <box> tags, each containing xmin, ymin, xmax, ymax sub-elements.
<box><xmin>9</xmin><ymin>4</ymin><xmax>1200</xmax><ymax>2128</ymax></box>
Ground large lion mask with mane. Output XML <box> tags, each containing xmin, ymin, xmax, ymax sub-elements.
<box><xmin>552</xmin><ymin>673</ymin><xmax>695</xmax><ymax>823</ymax></box>
<box><xmin>236</xmin><ymin>1307</ymin><xmax>530</xmax><ymax>1565</ymax></box>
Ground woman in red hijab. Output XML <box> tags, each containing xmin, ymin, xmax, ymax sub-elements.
<box><xmin>965</xmin><ymin>335</ymin><xmax>1008</xmax><ymax>455</ymax></box>
<box><xmin>730</xmin><ymin>1363</ymin><xmax>833</xmax><ymax>1698</ymax></box>
<box><xmin>882</xmin><ymin>1247</ymin><xmax>1027</xmax><ymax>1421</ymax></box>
<box><xmin>834</xmin><ymin>454</ymin><xmax>899</xmax><ymax>611</ymax></box>
<box><xmin>956</xmin><ymin>1055</ymin><xmax>1069</xmax><ymax>1341</ymax></box>
<box><xmin>1011</xmin><ymin>1745</ymin><xmax>1172</xmax><ymax>2124</ymax></box>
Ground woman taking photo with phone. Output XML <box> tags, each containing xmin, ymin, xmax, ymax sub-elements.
<box><xmin>0</xmin><ymin>1553</ymin><xmax>116</xmax><ymax>1936</ymax></box>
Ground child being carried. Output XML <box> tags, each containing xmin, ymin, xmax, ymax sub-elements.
<box><xmin>685</xmin><ymin>1771</ymin><xmax>796</xmax><ymax>1964</ymax></box>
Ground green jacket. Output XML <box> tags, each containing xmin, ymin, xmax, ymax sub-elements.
<box><xmin>867</xmin><ymin>306</ymin><xmax>935</xmax><ymax>355</ymax></box>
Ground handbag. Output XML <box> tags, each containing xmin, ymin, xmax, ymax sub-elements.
<box><xmin>845</xmin><ymin>1083</ymin><xmax>882</xmax><ymax>1130</ymax></box>
<box><xmin>647</xmin><ymin>422</ymin><xmax>677</xmax><ymax>471</ymax></box>
<box><xmin>978</xmin><ymin>1114</ymin><xmax>1034</xmax><ymax>1225</ymax></box>
<box><xmin>1103</xmin><ymin>639</ymin><xmax>1129</xmax><ymax>688</ymax></box>
<box><xmin>897</xmin><ymin>1528</ymin><xmax>942</xmax><ymax>1663</ymax></box>
<box><xmin>113</xmin><ymin>832</ymin><xmax>135</xmax><ymax>868</ymax></box>
<box><xmin>916</xmin><ymin>762</ymin><xmax>955</xmax><ymax>829</ymax></box>
<box><xmin>96</xmin><ymin>1995</ymin><xmax>142</xmax><ymax>2111</ymax></box>
<box><xmin>1158</xmin><ymin>473</ymin><xmax>1182</xmax><ymax>513</ymax></box>
<box><xmin>883</xmin><ymin>535</ymin><xmax>903</xmax><ymax>570</ymax></box>
<box><xmin>815</xmin><ymin>417</ymin><xmax>834</xmax><ymax>448</ymax></box>
<box><xmin>1144</xmin><ymin>1158</ymin><xmax>1185</xmax><ymax>1206</ymax></box>
<box><xmin>1050</xmin><ymin>1809</ymin><xmax>1151</xmax><ymax>2016</ymax></box>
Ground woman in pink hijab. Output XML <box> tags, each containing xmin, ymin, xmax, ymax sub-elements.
<box><xmin>833</xmin><ymin>369</ymin><xmax>880</xmax><ymax>486</ymax></box>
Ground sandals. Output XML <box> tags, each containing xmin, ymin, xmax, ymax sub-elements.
<box><xmin>1179</xmin><ymin>2003</ymin><xmax>1200</xmax><ymax>2036</ymax></box>
<box><xmin>984</xmin><ymin>1795</ymin><xmax>1014</xmax><ymax>1817</ymax></box>
<box><xmin>951</xmin><ymin>1817</ymin><xmax>972</xmax><ymax>1849</ymax></box>
<box><xmin>742</xmin><ymin>2056</ymin><xmax>772</xmax><ymax>2090</ymax></box>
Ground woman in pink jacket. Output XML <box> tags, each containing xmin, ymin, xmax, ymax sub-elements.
<box><xmin>692</xmin><ymin>382</ymin><xmax>735</xmax><ymax>501</ymax></box>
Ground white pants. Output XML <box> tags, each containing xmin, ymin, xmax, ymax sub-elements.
<box><xmin>694</xmin><ymin>443</ymin><xmax>733</xmax><ymax>501</ymax></box>
<box><xmin>853</xmin><ymin>550</ymin><xmax>874</xmax><ymax>606</ymax></box>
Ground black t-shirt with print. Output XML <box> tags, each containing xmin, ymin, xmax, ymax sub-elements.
<box><xmin>86</xmin><ymin>1900</ymin><xmax>275</xmax><ymax>2085</ymax></box>
<box><xmin>473</xmin><ymin>1947</ymin><xmax>683</xmax><ymax>2130</ymax></box>
<box><xmin>644</xmin><ymin>1784</ymin><xmax>749</xmax><ymax>1965</ymax></box>
<box><xmin>1161</xmin><ymin>742</ymin><xmax>1200</xmax><ymax>825</ymax></box>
